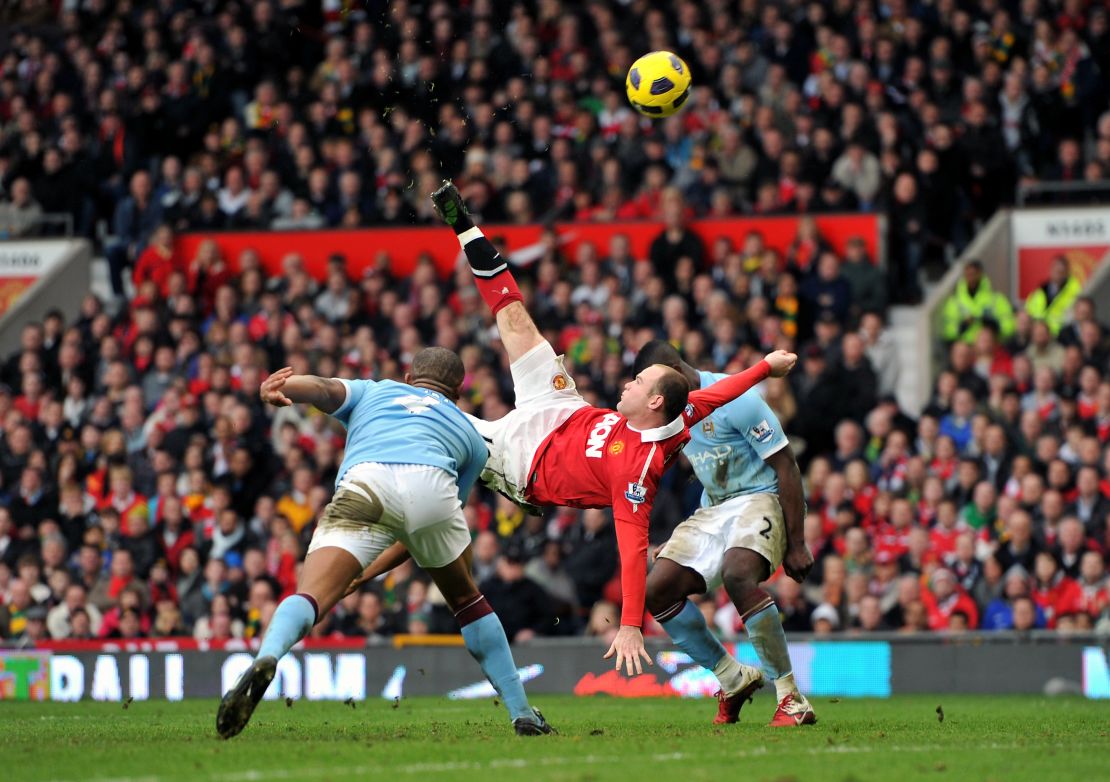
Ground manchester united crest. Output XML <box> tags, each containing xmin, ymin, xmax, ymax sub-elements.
<box><xmin>552</xmin><ymin>374</ymin><xmax>569</xmax><ymax>390</ymax></box>
<box><xmin>609</xmin><ymin>440</ymin><xmax>624</xmax><ymax>455</ymax></box>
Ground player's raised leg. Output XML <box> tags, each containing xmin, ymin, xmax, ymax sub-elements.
<box><xmin>425</xmin><ymin>554</ymin><xmax>553</xmax><ymax>735</ymax></box>
<box><xmin>721</xmin><ymin>548</ymin><xmax>816</xmax><ymax>726</ymax></box>
<box><xmin>432</xmin><ymin>181</ymin><xmax>544</xmax><ymax>363</ymax></box>
<box><xmin>646</xmin><ymin>558</ymin><xmax>764</xmax><ymax>723</ymax></box>
<box><xmin>216</xmin><ymin>545</ymin><xmax>363</xmax><ymax>738</ymax></box>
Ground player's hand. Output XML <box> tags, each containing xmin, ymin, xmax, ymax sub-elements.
<box><xmin>260</xmin><ymin>367</ymin><xmax>295</xmax><ymax>407</ymax></box>
<box><xmin>344</xmin><ymin>571</ymin><xmax>370</xmax><ymax>597</ymax></box>
<box><xmin>603</xmin><ymin>625</ymin><xmax>653</xmax><ymax>677</ymax></box>
<box><xmin>783</xmin><ymin>542</ymin><xmax>814</xmax><ymax>583</ymax></box>
<box><xmin>764</xmin><ymin>350</ymin><xmax>798</xmax><ymax>377</ymax></box>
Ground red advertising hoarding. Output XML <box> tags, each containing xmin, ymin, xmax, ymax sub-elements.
<box><xmin>175</xmin><ymin>215</ymin><xmax>881</xmax><ymax>280</ymax></box>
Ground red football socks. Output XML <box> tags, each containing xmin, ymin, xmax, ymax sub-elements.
<box><xmin>458</xmin><ymin>226</ymin><xmax>524</xmax><ymax>315</ymax></box>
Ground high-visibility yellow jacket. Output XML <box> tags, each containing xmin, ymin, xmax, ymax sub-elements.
<box><xmin>1025</xmin><ymin>275</ymin><xmax>1082</xmax><ymax>335</ymax></box>
<box><xmin>941</xmin><ymin>276</ymin><xmax>1015</xmax><ymax>343</ymax></box>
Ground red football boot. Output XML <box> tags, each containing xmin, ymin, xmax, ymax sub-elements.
<box><xmin>769</xmin><ymin>692</ymin><xmax>817</xmax><ymax>727</ymax></box>
<box><xmin>712</xmin><ymin>665</ymin><xmax>764</xmax><ymax>724</ymax></box>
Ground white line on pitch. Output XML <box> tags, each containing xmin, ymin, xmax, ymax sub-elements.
<box><xmin>46</xmin><ymin>742</ymin><xmax>1102</xmax><ymax>782</ymax></box>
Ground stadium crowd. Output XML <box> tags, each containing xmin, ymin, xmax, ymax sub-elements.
<box><xmin>1</xmin><ymin>0</ymin><xmax>1110</xmax><ymax>646</ymax></box>
<box><xmin>0</xmin><ymin>0</ymin><xmax>1107</xmax><ymax>300</ymax></box>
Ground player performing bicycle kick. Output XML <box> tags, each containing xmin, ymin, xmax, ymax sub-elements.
<box><xmin>388</xmin><ymin>182</ymin><xmax>797</xmax><ymax>673</ymax></box>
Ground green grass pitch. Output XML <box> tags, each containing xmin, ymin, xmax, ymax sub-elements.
<box><xmin>3</xmin><ymin>694</ymin><xmax>1107</xmax><ymax>782</ymax></box>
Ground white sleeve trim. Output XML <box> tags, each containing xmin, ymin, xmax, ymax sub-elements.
<box><xmin>332</xmin><ymin>378</ymin><xmax>354</xmax><ymax>417</ymax></box>
<box><xmin>759</xmin><ymin>438</ymin><xmax>790</xmax><ymax>461</ymax></box>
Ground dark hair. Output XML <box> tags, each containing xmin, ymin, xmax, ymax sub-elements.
<box><xmin>651</xmin><ymin>366</ymin><xmax>691</xmax><ymax>422</ymax></box>
<box><xmin>411</xmin><ymin>347</ymin><xmax>465</xmax><ymax>396</ymax></box>
<box><xmin>16</xmin><ymin>552</ymin><xmax>41</xmax><ymax>570</ymax></box>
<box><xmin>633</xmin><ymin>339</ymin><xmax>682</xmax><ymax>376</ymax></box>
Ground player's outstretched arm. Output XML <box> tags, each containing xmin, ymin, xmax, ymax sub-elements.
<box><xmin>602</xmin><ymin>482</ymin><xmax>658</xmax><ymax>676</ymax></box>
<box><xmin>260</xmin><ymin>367</ymin><xmax>348</xmax><ymax>414</ymax></box>
<box><xmin>683</xmin><ymin>350</ymin><xmax>797</xmax><ymax>424</ymax></box>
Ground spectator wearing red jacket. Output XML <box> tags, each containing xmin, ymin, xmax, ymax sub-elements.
<box><xmin>1031</xmin><ymin>551</ymin><xmax>1083</xmax><ymax>628</ymax></box>
<box><xmin>187</xmin><ymin>239</ymin><xmax>235</xmax><ymax>316</ymax></box>
<box><xmin>928</xmin><ymin>499</ymin><xmax>963</xmax><ymax>561</ymax></box>
<box><xmin>922</xmin><ymin>568</ymin><xmax>980</xmax><ymax>630</ymax></box>
<box><xmin>1076</xmin><ymin>552</ymin><xmax>1110</xmax><ymax>619</ymax></box>
<box><xmin>132</xmin><ymin>225</ymin><xmax>188</xmax><ymax>299</ymax></box>
<box><xmin>101</xmin><ymin>465</ymin><xmax>147</xmax><ymax>536</ymax></box>
<box><xmin>97</xmin><ymin>584</ymin><xmax>151</xmax><ymax>639</ymax></box>
<box><xmin>874</xmin><ymin>497</ymin><xmax>915</xmax><ymax>561</ymax></box>
<box><xmin>156</xmin><ymin>497</ymin><xmax>195</xmax><ymax>576</ymax></box>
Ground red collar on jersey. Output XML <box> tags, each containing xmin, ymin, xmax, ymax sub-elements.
<box><xmin>628</xmin><ymin>415</ymin><xmax>685</xmax><ymax>442</ymax></box>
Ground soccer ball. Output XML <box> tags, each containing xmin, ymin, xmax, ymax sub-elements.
<box><xmin>625</xmin><ymin>51</ymin><xmax>692</xmax><ymax>118</ymax></box>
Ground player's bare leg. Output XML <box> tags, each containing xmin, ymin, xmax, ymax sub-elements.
<box><xmin>647</xmin><ymin>557</ymin><xmax>764</xmax><ymax>724</ymax></box>
<box><xmin>296</xmin><ymin>547</ymin><xmax>366</xmax><ymax>616</ymax></box>
<box><xmin>425</xmin><ymin>553</ymin><xmax>553</xmax><ymax>735</ymax></box>
<box><xmin>432</xmin><ymin>181</ymin><xmax>545</xmax><ymax>363</ymax></box>
<box><xmin>721</xmin><ymin>548</ymin><xmax>816</xmax><ymax>726</ymax></box>
<box><xmin>216</xmin><ymin>547</ymin><xmax>362</xmax><ymax>738</ymax></box>
<box><xmin>491</xmin><ymin>301</ymin><xmax>546</xmax><ymax>363</ymax></box>
<box><xmin>645</xmin><ymin>557</ymin><xmax>707</xmax><ymax>615</ymax></box>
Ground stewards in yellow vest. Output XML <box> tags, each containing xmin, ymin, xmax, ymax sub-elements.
<box><xmin>941</xmin><ymin>261</ymin><xmax>1015</xmax><ymax>344</ymax></box>
<box><xmin>1025</xmin><ymin>255</ymin><xmax>1083</xmax><ymax>336</ymax></box>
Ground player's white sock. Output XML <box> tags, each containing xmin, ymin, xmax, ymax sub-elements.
<box><xmin>744</xmin><ymin>602</ymin><xmax>798</xmax><ymax>694</ymax></box>
<box><xmin>713</xmin><ymin>654</ymin><xmax>751</xmax><ymax>697</ymax></box>
<box><xmin>774</xmin><ymin>672</ymin><xmax>799</xmax><ymax>701</ymax></box>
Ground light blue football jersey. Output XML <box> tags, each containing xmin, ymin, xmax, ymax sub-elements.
<box><xmin>330</xmin><ymin>379</ymin><xmax>488</xmax><ymax>502</ymax></box>
<box><xmin>685</xmin><ymin>371</ymin><xmax>789</xmax><ymax>507</ymax></box>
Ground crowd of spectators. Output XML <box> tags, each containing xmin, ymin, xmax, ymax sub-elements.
<box><xmin>1</xmin><ymin>0</ymin><xmax>1110</xmax><ymax>648</ymax></box>
<box><xmin>1</xmin><ymin>219</ymin><xmax>1109</xmax><ymax>646</ymax></box>
<box><xmin>0</xmin><ymin>0</ymin><xmax>1107</xmax><ymax>301</ymax></box>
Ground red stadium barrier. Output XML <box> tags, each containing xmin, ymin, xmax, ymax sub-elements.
<box><xmin>175</xmin><ymin>215</ymin><xmax>881</xmax><ymax>280</ymax></box>
<box><xmin>30</xmin><ymin>635</ymin><xmax>466</xmax><ymax>653</ymax></box>
<box><xmin>31</xmin><ymin>637</ymin><xmax>366</xmax><ymax>653</ymax></box>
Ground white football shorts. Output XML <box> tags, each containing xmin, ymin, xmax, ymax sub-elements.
<box><xmin>657</xmin><ymin>492</ymin><xmax>787</xmax><ymax>589</ymax></box>
<box><xmin>467</xmin><ymin>340</ymin><xmax>588</xmax><ymax>504</ymax></box>
<box><xmin>308</xmin><ymin>463</ymin><xmax>471</xmax><ymax>569</ymax></box>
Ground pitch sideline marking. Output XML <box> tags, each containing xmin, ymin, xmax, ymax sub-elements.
<box><xmin>50</xmin><ymin>742</ymin><xmax>1100</xmax><ymax>782</ymax></box>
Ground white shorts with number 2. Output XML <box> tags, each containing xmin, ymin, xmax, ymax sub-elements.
<box><xmin>657</xmin><ymin>492</ymin><xmax>786</xmax><ymax>589</ymax></box>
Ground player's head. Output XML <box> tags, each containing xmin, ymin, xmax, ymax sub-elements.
<box><xmin>407</xmin><ymin>347</ymin><xmax>466</xmax><ymax>400</ymax></box>
<box><xmin>632</xmin><ymin>339</ymin><xmax>683</xmax><ymax>376</ymax></box>
<box><xmin>618</xmin><ymin>364</ymin><xmax>689</xmax><ymax>425</ymax></box>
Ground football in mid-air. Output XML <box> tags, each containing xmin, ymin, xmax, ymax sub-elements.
<box><xmin>625</xmin><ymin>50</ymin><xmax>692</xmax><ymax>118</ymax></box>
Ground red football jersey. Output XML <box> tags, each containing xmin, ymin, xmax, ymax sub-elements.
<box><xmin>929</xmin><ymin>526</ymin><xmax>962</xmax><ymax>560</ymax></box>
<box><xmin>526</xmin><ymin>360</ymin><xmax>772</xmax><ymax>626</ymax></box>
